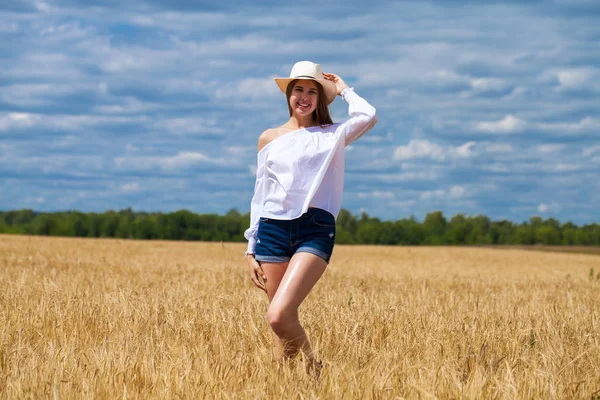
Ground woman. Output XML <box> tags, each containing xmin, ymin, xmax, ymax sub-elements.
<box><xmin>244</xmin><ymin>61</ymin><xmax>377</xmax><ymax>371</ymax></box>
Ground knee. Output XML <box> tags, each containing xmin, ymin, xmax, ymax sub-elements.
<box><xmin>267</xmin><ymin>306</ymin><xmax>297</xmax><ymax>336</ymax></box>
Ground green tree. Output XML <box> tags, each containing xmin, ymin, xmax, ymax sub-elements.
<box><xmin>397</xmin><ymin>216</ymin><xmax>424</xmax><ymax>245</ymax></box>
<box><xmin>514</xmin><ymin>223</ymin><xmax>534</xmax><ymax>244</ymax></box>
<box><xmin>423</xmin><ymin>211</ymin><xmax>447</xmax><ymax>244</ymax></box>
<box><xmin>446</xmin><ymin>214</ymin><xmax>468</xmax><ymax>244</ymax></box>
<box><xmin>535</xmin><ymin>226</ymin><xmax>561</xmax><ymax>245</ymax></box>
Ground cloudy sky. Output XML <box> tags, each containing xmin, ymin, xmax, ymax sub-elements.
<box><xmin>1</xmin><ymin>0</ymin><xmax>599</xmax><ymax>224</ymax></box>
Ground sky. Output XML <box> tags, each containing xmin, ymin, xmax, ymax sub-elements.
<box><xmin>1</xmin><ymin>0</ymin><xmax>599</xmax><ymax>224</ymax></box>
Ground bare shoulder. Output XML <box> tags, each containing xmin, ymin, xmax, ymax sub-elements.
<box><xmin>258</xmin><ymin>124</ymin><xmax>289</xmax><ymax>152</ymax></box>
<box><xmin>257</xmin><ymin>129</ymin><xmax>276</xmax><ymax>152</ymax></box>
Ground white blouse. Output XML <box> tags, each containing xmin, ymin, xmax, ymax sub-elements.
<box><xmin>244</xmin><ymin>88</ymin><xmax>377</xmax><ymax>255</ymax></box>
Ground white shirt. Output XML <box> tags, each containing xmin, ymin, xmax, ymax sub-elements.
<box><xmin>244</xmin><ymin>88</ymin><xmax>377</xmax><ymax>254</ymax></box>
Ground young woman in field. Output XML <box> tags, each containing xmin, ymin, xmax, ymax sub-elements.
<box><xmin>244</xmin><ymin>61</ymin><xmax>377</xmax><ymax>372</ymax></box>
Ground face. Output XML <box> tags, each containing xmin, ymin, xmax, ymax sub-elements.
<box><xmin>288</xmin><ymin>79</ymin><xmax>319</xmax><ymax>117</ymax></box>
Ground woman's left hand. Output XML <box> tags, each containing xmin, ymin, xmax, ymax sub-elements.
<box><xmin>323</xmin><ymin>72</ymin><xmax>349</xmax><ymax>96</ymax></box>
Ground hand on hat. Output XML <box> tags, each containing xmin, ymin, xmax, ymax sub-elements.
<box><xmin>323</xmin><ymin>72</ymin><xmax>349</xmax><ymax>96</ymax></box>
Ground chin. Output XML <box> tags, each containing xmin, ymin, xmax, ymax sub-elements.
<box><xmin>296</xmin><ymin>108</ymin><xmax>316</xmax><ymax>115</ymax></box>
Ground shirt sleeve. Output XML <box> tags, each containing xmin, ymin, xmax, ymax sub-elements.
<box><xmin>338</xmin><ymin>88</ymin><xmax>378</xmax><ymax>146</ymax></box>
<box><xmin>243</xmin><ymin>154</ymin><xmax>265</xmax><ymax>255</ymax></box>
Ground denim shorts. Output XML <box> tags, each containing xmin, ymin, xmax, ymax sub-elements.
<box><xmin>254</xmin><ymin>207</ymin><xmax>336</xmax><ymax>264</ymax></box>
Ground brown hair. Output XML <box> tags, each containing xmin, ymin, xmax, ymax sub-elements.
<box><xmin>285</xmin><ymin>79</ymin><xmax>333</xmax><ymax>125</ymax></box>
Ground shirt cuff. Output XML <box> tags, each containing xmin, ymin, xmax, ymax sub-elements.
<box><xmin>341</xmin><ymin>87</ymin><xmax>355</xmax><ymax>101</ymax></box>
<box><xmin>245</xmin><ymin>237</ymin><xmax>257</xmax><ymax>255</ymax></box>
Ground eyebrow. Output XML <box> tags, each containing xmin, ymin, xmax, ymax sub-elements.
<box><xmin>295</xmin><ymin>85</ymin><xmax>317</xmax><ymax>92</ymax></box>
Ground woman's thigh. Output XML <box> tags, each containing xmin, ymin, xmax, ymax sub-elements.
<box><xmin>260</xmin><ymin>261</ymin><xmax>289</xmax><ymax>302</ymax></box>
<box><xmin>269</xmin><ymin>252</ymin><xmax>327</xmax><ymax>314</ymax></box>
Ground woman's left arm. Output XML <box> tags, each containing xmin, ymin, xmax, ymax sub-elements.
<box><xmin>323</xmin><ymin>72</ymin><xmax>378</xmax><ymax>146</ymax></box>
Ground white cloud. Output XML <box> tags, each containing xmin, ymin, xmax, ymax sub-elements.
<box><xmin>394</xmin><ymin>139</ymin><xmax>476</xmax><ymax>162</ymax></box>
<box><xmin>130</xmin><ymin>15</ymin><xmax>155</xmax><ymax>27</ymax></box>
<box><xmin>357</xmin><ymin>191</ymin><xmax>395</xmax><ymax>199</ymax></box>
<box><xmin>389</xmin><ymin>200</ymin><xmax>417</xmax><ymax>209</ymax></box>
<box><xmin>504</xmin><ymin>86</ymin><xmax>526</xmax><ymax>100</ymax></box>
<box><xmin>537</xmin><ymin>144</ymin><xmax>564</xmax><ymax>153</ymax></box>
<box><xmin>121</xmin><ymin>183</ymin><xmax>140</xmax><ymax>193</ymax></box>
<box><xmin>466</xmin><ymin>78</ymin><xmax>509</xmax><ymax>96</ymax></box>
<box><xmin>153</xmin><ymin>117</ymin><xmax>224</xmax><ymax>136</ymax></box>
<box><xmin>226</xmin><ymin>146</ymin><xmax>254</xmax><ymax>156</ymax></box>
<box><xmin>373</xmin><ymin>170</ymin><xmax>441</xmax><ymax>183</ymax></box>
<box><xmin>552</xmin><ymin>163</ymin><xmax>580</xmax><ymax>172</ymax></box>
<box><xmin>215</xmin><ymin>77</ymin><xmax>280</xmax><ymax>101</ymax></box>
<box><xmin>453</xmin><ymin>141</ymin><xmax>476</xmax><ymax>158</ymax></box>
<box><xmin>420</xmin><ymin>185</ymin><xmax>466</xmax><ymax>200</ymax></box>
<box><xmin>0</xmin><ymin>112</ymin><xmax>151</xmax><ymax>132</ymax></box>
<box><xmin>583</xmin><ymin>145</ymin><xmax>600</xmax><ymax>157</ymax></box>
<box><xmin>114</xmin><ymin>151</ymin><xmax>226</xmax><ymax>171</ymax></box>
<box><xmin>25</xmin><ymin>196</ymin><xmax>46</xmax><ymax>204</ymax></box>
<box><xmin>448</xmin><ymin>186</ymin><xmax>466</xmax><ymax>199</ymax></box>
<box><xmin>538</xmin><ymin>203</ymin><xmax>550</xmax><ymax>212</ymax></box>
<box><xmin>420</xmin><ymin>189</ymin><xmax>445</xmax><ymax>200</ymax></box>
<box><xmin>556</xmin><ymin>68</ymin><xmax>597</xmax><ymax>89</ymax></box>
<box><xmin>393</xmin><ymin>139</ymin><xmax>445</xmax><ymax>161</ymax></box>
<box><xmin>35</xmin><ymin>2</ymin><xmax>51</xmax><ymax>12</ymax></box>
<box><xmin>0</xmin><ymin>113</ymin><xmax>41</xmax><ymax>130</ymax></box>
<box><xmin>159</xmin><ymin>152</ymin><xmax>212</xmax><ymax>170</ymax></box>
<box><xmin>482</xmin><ymin>163</ymin><xmax>510</xmax><ymax>173</ymax></box>
<box><xmin>94</xmin><ymin>97</ymin><xmax>161</xmax><ymax>114</ymax></box>
<box><xmin>476</xmin><ymin>115</ymin><xmax>526</xmax><ymax>134</ymax></box>
<box><xmin>539</xmin><ymin>117</ymin><xmax>600</xmax><ymax>133</ymax></box>
<box><xmin>537</xmin><ymin>202</ymin><xmax>561</xmax><ymax>213</ymax></box>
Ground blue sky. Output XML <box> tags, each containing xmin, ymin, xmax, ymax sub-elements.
<box><xmin>1</xmin><ymin>0</ymin><xmax>599</xmax><ymax>224</ymax></box>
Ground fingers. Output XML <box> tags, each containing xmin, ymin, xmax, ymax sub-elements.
<box><xmin>247</xmin><ymin>257</ymin><xmax>267</xmax><ymax>292</ymax></box>
<box><xmin>251</xmin><ymin>273</ymin><xmax>266</xmax><ymax>292</ymax></box>
<box><xmin>249</xmin><ymin>268</ymin><xmax>266</xmax><ymax>291</ymax></box>
<box><xmin>248</xmin><ymin>257</ymin><xmax>267</xmax><ymax>281</ymax></box>
<box><xmin>322</xmin><ymin>72</ymin><xmax>339</xmax><ymax>82</ymax></box>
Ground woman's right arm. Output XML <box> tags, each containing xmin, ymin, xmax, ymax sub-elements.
<box><xmin>243</xmin><ymin>129</ymin><xmax>272</xmax><ymax>256</ymax></box>
<box><xmin>244</xmin><ymin>130</ymin><xmax>273</xmax><ymax>291</ymax></box>
<box><xmin>244</xmin><ymin>171</ymin><xmax>267</xmax><ymax>291</ymax></box>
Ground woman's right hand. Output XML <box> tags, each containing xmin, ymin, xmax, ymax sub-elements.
<box><xmin>246</xmin><ymin>254</ymin><xmax>267</xmax><ymax>292</ymax></box>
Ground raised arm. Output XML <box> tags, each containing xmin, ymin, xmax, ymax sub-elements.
<box><xmin>323</xmin><ymin>72</ymin><xmax>377</xmax><ymax>146</ymax></box>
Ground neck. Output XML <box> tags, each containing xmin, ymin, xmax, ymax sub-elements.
<box><xmin>287</xmin><ymin>114</ymin><xmax>317</xmax><ymax>129</ymax></box>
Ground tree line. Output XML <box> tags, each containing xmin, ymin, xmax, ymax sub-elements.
<box><xmin>1</xmin><ymin>208</ymin><xmax>599</xmax><ymax>246</ymax></box>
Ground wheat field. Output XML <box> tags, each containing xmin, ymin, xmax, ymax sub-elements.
<box><xmin>0</xmin><ymin>234</ymin><xmax>599</xmax><ymax>399</ymax></box>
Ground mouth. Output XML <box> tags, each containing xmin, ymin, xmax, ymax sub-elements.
<box><xmin>297</xmin><ymin>102</ymin><xmax>311</xmax><ymax>111</ymax></box>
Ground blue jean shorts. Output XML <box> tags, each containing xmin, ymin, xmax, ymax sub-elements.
<box><xmin>254</xmin><ymin>207</ymin><xmax>336</xmax><ymax>264</ymax></box>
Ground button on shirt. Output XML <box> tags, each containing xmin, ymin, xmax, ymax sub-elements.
<box><xmin>244</xmin><ymin>88</ymin><xmax>377</xmax><ymax>255</ymax></box>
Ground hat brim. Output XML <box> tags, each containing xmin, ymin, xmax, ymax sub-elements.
<box><xmin>274</xmin><ymin>77</ymin><xmax>337</xmax><ymax>105</ymax></box>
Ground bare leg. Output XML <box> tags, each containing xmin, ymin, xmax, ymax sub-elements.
<box><xmin>267</xmin><ymin>252</ymin><xmax>327</xmax><ymax>361</ymax></box>
<box><xmin>260</xmin><ymin>261</ymin><xmax>289</xmax><ymax>359</ymax></box>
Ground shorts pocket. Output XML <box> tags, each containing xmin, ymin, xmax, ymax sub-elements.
<box><xmin>259</xmin><ymin>217</ymin><xmax>270</xmax><ymax>222</ymax></box>
<box><xmin>310</xmin><ymin>214</ymin><xmax>335</xmax><ymax>228</ymax></box>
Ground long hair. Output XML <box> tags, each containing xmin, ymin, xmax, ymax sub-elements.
<box><xmin>285</xmin><ymin>79</ymin><xmax>333</xmax><ymax>125</ymax></box>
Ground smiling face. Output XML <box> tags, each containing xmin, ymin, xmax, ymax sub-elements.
<box><xmin>288</xmin><ymin>79</ymin><xmax>319</xmax><ymax>118</ymax></box>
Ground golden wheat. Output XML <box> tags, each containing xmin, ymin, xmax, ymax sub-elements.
<box><xmin>0</xmin><ymin>234</ymin><xmax>599</xmax><ymax>399</ymax></box>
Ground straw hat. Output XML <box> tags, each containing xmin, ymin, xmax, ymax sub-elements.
<box><xmin>274</xmin><ymin>61</ymin><xmax>337</xmax><ymax>105</ymax></box>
